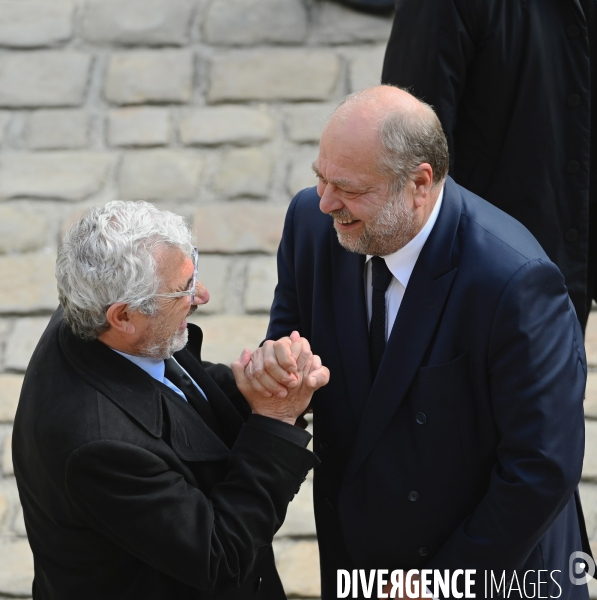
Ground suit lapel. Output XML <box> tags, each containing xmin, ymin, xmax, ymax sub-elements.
<box><xmin>330</xmin><ymin>231</ymin><xmax>371</xmax><ymax>417</ymax></box>
<box><xmin>344</xmin><ymin>178</ymin><xmax>463</xmax><ymax>482</ymax></box>
<box><xmin>159</xmin><ymin>384</ymin><xmax>231</xmax><ymax>462</ymax></box>
<box><xmin>174</xmin><ymin>345</ymin><xmax>245</xmax><ymax>449</ymax></box>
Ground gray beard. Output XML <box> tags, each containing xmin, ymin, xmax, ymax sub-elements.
<box><xmin>333</xmin><ymin>191</ymin><xmax>419</xmax><ymax>256</ymax></box>
<box><xmin>142</xmin><ymin>327</ymin><xmax>188</xmax><ymax>360</ymax></box>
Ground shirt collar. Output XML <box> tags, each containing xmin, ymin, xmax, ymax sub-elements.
<box><xmin>112</xmin><ymin>349</ymin><xmax>166</xmax><ymax>383</ymax></box>
<box><xmin>366</xmin><ymin>185</ymin><xmax>444</xmax><ymax>288</ymax></box>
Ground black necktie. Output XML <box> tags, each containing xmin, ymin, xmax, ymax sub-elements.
<box><xmin>164</xmin><ymin>358</ymin><xmax>222</xmax><ymax>435</ymax></box>
<box><xmin>369</xmin><ymin>256</ymin><xmax>393</xmax><ymax>380</ymax></box>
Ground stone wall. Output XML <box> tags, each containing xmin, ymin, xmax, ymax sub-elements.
<box><xmin>0</xmin><ymin>1</ymin><xmax>595</xmax><ymax>598</ymax></box>
<box><xmin>0</xmin><ymin>0</ymin><xmax>393</xmax><ymax>596</ymax></box>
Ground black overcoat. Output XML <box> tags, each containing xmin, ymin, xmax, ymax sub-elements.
<box><xmin>12</xmin><ymin>310</ymin><xmax>317</xmax><ymax>600</ymax></box>
<box><xmin>382</xmin><ymin>0</ymin><xmax>592</xmax><ymax>324</ymax></box>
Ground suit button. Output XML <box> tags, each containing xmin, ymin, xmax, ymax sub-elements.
<box><xmin>567</xmin><ymin>94</ymin><xmax>581</xmax><ymax>108</ymax></box>
<box><xmin>567</xmin><ymin>25</ymin><xmax>581</xmax><ymax>38</ymax></box>
<box><xmin>565</xmin><ymin>228</ymin><xmax>579</xmax><ymax>242</ymax></box>
<box><xmin>415</xmin><ymin>412</ymin><xmax>427</xmax><ymax>425</ymax></box>
<box><xmin>418</xmin><ymin>547</ymin><xmax>430</xmax><ymax>557</ymax></box>
<box><xmin>255</xmin><ymin>576</ymin><xmax>262</xmax><ymax>591</ymax></box>
<box><xmin>567</xmin><ymin>160</ymin><xmax>580</xmax><ymax>174</ymax></box>
<box><xmin>408</xmin><ymin>491</ymin><xmax>420</xmax><ymax>502</ymax></box>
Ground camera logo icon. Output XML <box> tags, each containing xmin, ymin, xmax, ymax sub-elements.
<box><xmin>569</xmin><ymin>551</ymin><xmax>596</xmax><ymax>585</ymax></box>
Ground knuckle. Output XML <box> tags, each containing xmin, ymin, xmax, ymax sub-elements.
<box><xmin>264</xmin><ymin>357</ymin><xmax>278</xmax><ymax>370</ymax></box>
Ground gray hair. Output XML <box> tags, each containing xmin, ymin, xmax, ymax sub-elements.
<box><xmin>333</xmin><ymin>86</ymin><xmax>450</xmax><ymax>194</ymax></box>
<box><xmin>56</xmin><ymin>200</ymin><xmax>193</xmax><ymax>340</ymax></box>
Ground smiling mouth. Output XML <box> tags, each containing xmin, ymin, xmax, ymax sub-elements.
<box><xmin>334</xmin><ymin>218</ymin><xmax>361</xmax><ymax>228</ymax></box>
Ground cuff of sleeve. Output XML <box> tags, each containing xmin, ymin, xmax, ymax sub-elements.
<box><xmin>248</xmin><ymin>414</ymin><xmax>312</xmax><ymax>448</ymax></box>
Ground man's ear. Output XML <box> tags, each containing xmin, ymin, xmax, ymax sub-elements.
<box><xmin>411</xmin><ymin>163</ymin><xmax>433</xmax><ymax>208</ymax></box>
<box><xmin>105</xmin><ymin>302</ymin><xmax>136</xmax><ymax>335</ymax></box>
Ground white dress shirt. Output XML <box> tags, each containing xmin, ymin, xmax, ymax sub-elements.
<box><xmin>365</xmin><ymin>186</ymin><xmax>444</xmax><ymax>338</ymax></box>
<box><xmin>112</xmin><ymin>350</ymin><xmax>207</xmax><ymax>402</ymax></box>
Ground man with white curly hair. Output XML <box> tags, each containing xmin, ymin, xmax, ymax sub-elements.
<box><xmin>12</xmin><ymin>200</ymin><xmax>329</xmax><ymax>600</ymax></box>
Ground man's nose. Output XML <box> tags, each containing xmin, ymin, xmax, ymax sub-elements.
<box><xmin>319</xmin><ymin>184</ymin><xmax>344</xmax><ymax>214</ymax></box>
<box><xmin>192</xmin><ymin>281</ymin><xmax>210</xmax><ymax>306</ymax></box>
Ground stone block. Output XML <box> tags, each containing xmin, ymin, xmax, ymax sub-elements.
<box><xmin>2</xmin><ymin>434</ymin><xmax>12</xmax><ymax>476</ymax></box>
<box><xmin>27</xmin><ymin>109</ymin><xmax>88</xmax><ymax>150</ymax></box>
<box><xmin>82</xmin><ymin>0</ymin><xmax>192</xmax><ymax>45</ymax></box>
<box><xmin>284</xmin><ymin>103</ymin><xmax>335</xmax><ymax>143</ymax></box>
<box><xmin>203</xmin><ymin>0</ymin><xmax>307</xmax><ymax>46</ymax></box>
<box><xmin>276</xmin><ymin>473</ymin><xmax>316</xmax><ymax>537</ymax></box>
<box><xmin>5</xmin><ymin>317</ymin><xmax>51</xmax><ymax>371</ymax></box>
<box><xmin>194</xmin><ymin>202</ymin><xmax>286</xmax><ymax>253</ymax></box>
<box><xmin>13</xmin><ymin>506</ymin><xmax>26</xmax><ymax>536</ymax></box>
<box><xmin>0</xmin><ymin>374</ymin><xmax>23</xmax><ymax>423</ymax></box>
<box><xmin>119</xmin><ymin>150</ymin><xmax>203</xmax><ymax>200</ymax></box>
<box><xmin>583</xmin><ymin>420</ymin><xmax>597</xmax><ymax>481</ymax></box>
<box><xmin>0</xmin><ymin>152</ymin><xmax>111</xmax><ymax>201</ymax></box>
<box><xmin>212</xmin><ymin>148</ymin><xmax>272</xmax><ymax>199</ymax></box>
<box><xmin>245</xmin><ymin>256</ymin><xmax>277</xmax><ymax>313</ymax></box>
<box><xmin>108</xmin><ymin>107</ymin><xmax>170</xmax><ymax>147</ymax></box>
<box><xmin>0</xmin><ymin>51</ymin><xmax>91</xmax><ymax>107</ymax></box>
<box><xmin>0</xmin><ymin>111</ymin><xmax>9</xmax><ymax>145</ymax></box>
<box><xmin>587</xmin><ymin>372</ymin><xmax>597</xmax><ymax>419</ymax></box>
<box><xmin>275</xmin><ymin>540</ymin><xmax>321</xmax><ymax>598</ymax></box>
<box><xmin>0</xmin><ymin>538</ymin><xmax>34</xmax><ymax>597</ymax></box>
<box><xmin>105</xmin><ymin>50</ymin><xmax>193</xmax><ymax>105</ymax></box>
<box><xmin>0</xmin><ymin>207</ymin><xmax>47</xmax><ymax>254</ymax></box>
<box><xmin>209</xmin><ymin>50</ymin><xmax>340</xmax><ymax>102</ymax></box>
<box><xmin>288</xmin><ymin>150</ymin><xmax>319</xmax><ymax>197</ymax></box>
<box><xmin>0</xmin><ymin>258</ymin><xmax>57</xmax><ymax>314</ymax></box>
<box><xmin>586</xmin><ymin>313</ymin><xmax>597</xmax><ymax>367</ymax></box>
<box><xmin>0</xmin><ymin>493</ymin><xmax>7</xmax><ymax>528</ymax></box>
<box><xmin>0</xmin><ymin>0</ymin><xmax>75</xmax><ymax>47</ymax></box>
<box><xmin>193</xmin><ymin>255</ymin><xmax>230</xmax><ymax>315</ymax></box>
<box><xmin>349</xmin><ymin>45</ymin><xmax>387</xmax><ymax>92</ymax></box>
<box><xmin>180</xmin><ymin>106</ymin><xmax>275</xmax><ymax>146</ymax></box>
<box><xmin>186</xmin><ymin>314</ymin><xmax>269</xmax><ymax>365</ymax></box>
<box><xmin>313</xmin><ymin>2</ymin><xmax>392</xmax><ymax>44</ymax></box>
<box><xmin>580</xmin><ymin>483</ymin><xmax>597</xmax><ymax>540</ymax></box>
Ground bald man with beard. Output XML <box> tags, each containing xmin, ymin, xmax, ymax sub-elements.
<box><xmin>248</xmin><ymin>86</ymin><xmax>591</xmax><ymax>599</ymax></box>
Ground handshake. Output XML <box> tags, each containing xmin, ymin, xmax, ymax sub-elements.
<box><xmin>231</xmin><ymin>331</ymin><xmax>330</xmax><ymax>426</ymax></box>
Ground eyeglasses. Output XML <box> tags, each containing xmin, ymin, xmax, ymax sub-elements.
<box><xmin>153</xmin><ymin>247</ymin><xmax>199</xmax><ymax>303</ymax></box>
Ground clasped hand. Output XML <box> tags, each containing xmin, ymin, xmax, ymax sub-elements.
<box><xmin>231</xmin><ymin>332</ymin><xmax>329</xmax><ymax>425</ymax></box>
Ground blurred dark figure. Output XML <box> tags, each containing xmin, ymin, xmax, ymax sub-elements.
<box><xmin>382</xmin><ymin>0</ymin><xmax>596</xmax><ymax>329</ymax></box>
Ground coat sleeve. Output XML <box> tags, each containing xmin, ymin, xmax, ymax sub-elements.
<box><xmin>65</xmin><ymin>421</ymin><xmax>317</xmax><ymax>590</ymax></box>
<box><xmin>381</xmin><ymin>0</ymin><xmax>481</xmax><ymax>170</ymax></box>
<box><xmin>427</xmin><ymin>258</ymin><xmax>587</xmax><ymax>578</ymax></box>
<box><xmin>266</xmin><ymin>192</ymin><xmax>304</xmax><ymax>342</ymax></box>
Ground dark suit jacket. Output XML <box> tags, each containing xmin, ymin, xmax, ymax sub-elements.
<box><xmin>382</xmin><ymin>0</ymin><xmax>593</xmax><ymax>325</ymax></box>
<box><xmin>266</xmin><ymin>179</ymin><xmax>589</xmax><ymax>599</ymax></box>
<box><xmin>12</xmin><ymin>310</ymin><xmax>317</xmax><ymax>600</ymax></box>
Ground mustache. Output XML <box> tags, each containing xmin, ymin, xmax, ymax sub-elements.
<box><xmin>329</xmin><ymin>207</ymin><xmax>357</xmax><ymax>221</ymax></box>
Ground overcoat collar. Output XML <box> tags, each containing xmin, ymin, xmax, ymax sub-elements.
<box><xmin>59</xmin><ymin>319</ymin><xmax>236</xmax><ymax>461</ymax></box>
<box><xmin>342</xmin><ymin>176</ymin><xmax>462</xmax><ymax>481</ymax></box>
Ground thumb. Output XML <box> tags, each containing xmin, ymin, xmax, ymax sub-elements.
<box><xmin>231</xmin><ymin>349</ymin><xmax>251</xmax><ymax>382</ymax></box>
<box><xmin>307</xmin><ymin>365</ymin><xmax>330</xmax><ymax>389</ymax></box>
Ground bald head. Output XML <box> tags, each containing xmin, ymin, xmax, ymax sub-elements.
<box><xmin>325</xmin><ymin>85</ymin><xmax>449</xmax><ymax>193</ymax></box>
<box><xmin>330</xmin><ymin>85</ymin><xmax>424</xmax><ymax>124</ymax></box>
